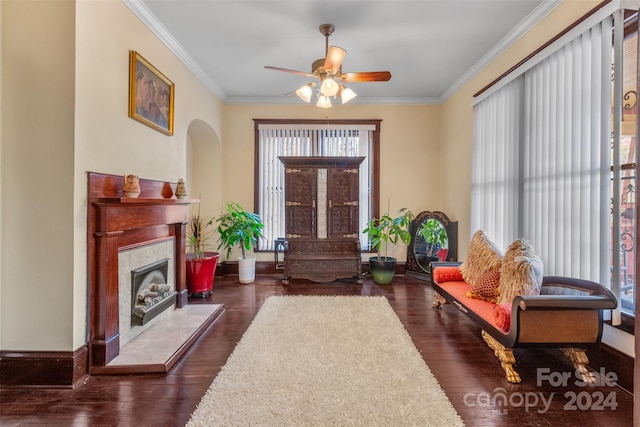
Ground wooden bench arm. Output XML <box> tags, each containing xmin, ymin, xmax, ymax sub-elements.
<box><xmin>514</xmin><ymin>295</ymin><xmax>617</xmax><ymax>311</ymax></box>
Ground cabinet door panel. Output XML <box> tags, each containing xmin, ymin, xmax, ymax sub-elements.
<box><xmin>327</xmin><ymin>168</ymin><xmax>359</xmax><ymax>239</ymax></box>
<box><xmin>284</xmin><ymin>168</ymin><xmax>316</xmax><ymax>239</ymax></box>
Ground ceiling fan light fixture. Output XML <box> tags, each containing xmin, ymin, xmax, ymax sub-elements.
<box><xmin>320</xmin><ymin>78</ymin><xmax>339</xmax><ymax>97</ymax></box>
<box><xmin>316</xmin><ymin>95</ymin><xmax>332</xmax><ymax>108</ymax></box>
<box><xmin>324</xmin><ymin>46</ymin><xmax>347</xmax><ymax>73</ymax></box>
<box><xmin>296</xmin><ymin>84</ymin><xmax>313</xmax><ymax>103</ymax></box>
<box><xmin>339</xmin><ymin>86</ymin><xmax>357</xmax><ymax>104</ymax></box>
<box><xmin>265</xmin><ymin>24</ymin><xmax>390</xmax><ymax>108</ymax></box>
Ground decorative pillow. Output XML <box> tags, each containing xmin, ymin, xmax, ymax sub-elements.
<box><xmin>493</xmin><ymin>303</ymin><xmax>512</xmax><ymax>333</ymax></box>
<box><xmin>459</xmin><ymin>230</ymin><xmax>503</xmax><ymax>286</ymax></box>
<box><xmin>432</xmin><ymin>266</ymin><xmax>464</xmax><ymax>284</ymax></box>
<box><xmin>497</xmin><ymin>238</ymin><xmax>544</xmax><ymax>304</ymax></box>
<box><xmin>466</xmin><ymin>268</ymin><xmax>501</xmax><ymax>302</ymax></box>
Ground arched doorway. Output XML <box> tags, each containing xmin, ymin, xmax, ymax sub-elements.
<box><xmin>186</xmin><ymin>119</ymin><xmax>222</xmax><ymax>220</ymax></box>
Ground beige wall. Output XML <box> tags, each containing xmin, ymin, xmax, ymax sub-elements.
<box><xmin>440</xmin><ymin>0</ymin><xmax>633</xmax><ymax>355</ymax></box>
<box><xmin>1</xmin><ymin>0</ymin><xmax>223</xmax><ymax>352</ymax></box>
<box><xmin>2</xmin><ymin>0</ymin><xmax>76</xmax><ymax>351</ymax></box>
<box><xmin>0</xmin><ymin>0</ymin><xmax>632</xmax><ymax>357</ymax></box>
<box><xmin>0</xmin><ymin>0</ymin><xmax>4</xmax><ymax>348</ymax></box>
<box><xmin>224</xmin><ymin>103</ymin><xmax>442</xmax><ymax>261</ymax></box>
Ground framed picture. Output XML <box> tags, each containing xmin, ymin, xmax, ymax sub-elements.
<box><xmin>128</xmin><ymin>51</ymin><xmax>174</xmax><ymax>135</ymax></box>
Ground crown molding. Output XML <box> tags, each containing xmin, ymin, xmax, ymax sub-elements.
<box><xmin>225</xmin><ymin>96</ymin><xmax>440</xmax><ymax>105</ymax></box>
<box><xmin>439</xmin><ymin>0</ymin><xmax>562</xmax><ymax>103</ymax></box>
<box><xmin>124</xmin><ymin>0</ymin><xmax>560</xmax><ymax>106</ymax></box>
<box><xmin>122</xmin><ymin>0</ymin><xmax>227</xmax><ymax>101</ymax></box>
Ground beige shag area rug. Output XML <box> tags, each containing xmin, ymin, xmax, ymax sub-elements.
<box><xmin>187</xmin><ymin>296</ymin><xmax>464</xmax><ymax>426</ymax></box>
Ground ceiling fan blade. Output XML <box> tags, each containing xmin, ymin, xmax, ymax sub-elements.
<box><xmin>339</xmin><ymin>71</ymin><xmax>392</xmax><ymax>82</ymax></box>
<box><xmin>324</xmin><ymin>46</ymin><xmax>346</xmax><ymax>74</ymax></box>
<box><xmin>264</xmin><ymin>66</ymin><xmax>314</xmax><ymax>77</ymax></box>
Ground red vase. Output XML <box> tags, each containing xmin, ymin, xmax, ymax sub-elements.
<box><xmin>186</xmin><ymin>252</ymin><xmax>220</xmax><ymax>296</ymax></box>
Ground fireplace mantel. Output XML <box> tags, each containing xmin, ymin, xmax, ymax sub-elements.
<box><xmin>87</xmin><ymin>172</ymin><xmax>196</xmax><ymax>368</ymax></box>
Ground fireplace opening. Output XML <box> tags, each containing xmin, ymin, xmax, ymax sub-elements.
<box><xmin>131</xmin><ymin>259</ymin><xmax>176</xmax><ymax>326</ymax></box>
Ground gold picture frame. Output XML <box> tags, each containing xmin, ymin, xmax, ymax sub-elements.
<box><xmin>128</xmin><ymin>51</ymin><xmax>174</xmax><ymax>135</ymax></box>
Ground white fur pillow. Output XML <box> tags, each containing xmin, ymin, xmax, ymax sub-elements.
<box><xmin>498</xmin><ymin>238</ymin><xmax>543</xmax><ymax>304</ymax></box>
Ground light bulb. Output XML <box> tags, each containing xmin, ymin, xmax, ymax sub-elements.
<box><xmin>296</xmin><ymin>84</ymin><xmax>312</xmax><ymax>103</ymax></box>
<box><xmin>320</xmin><ymin>78</ymin><xmax>339</xmax><ymax>97</ymax></box>
<box><xmin>316</xmin><ymin>95</ymin><xmax>332</xmax><ymax>108</ymax></box>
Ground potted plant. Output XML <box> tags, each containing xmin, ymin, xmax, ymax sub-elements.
<box><xmin>186</xmin><ymin>204</ymin><xmax>220</xmax><ymax>297</ymax></box>
<box><xmin>363</xmin><ymin>206</ymin><xmax>414</xmax><ymax>284</ymax></box>
<box><xmin>215</xmin><ymin>202</ymin><xmax>264</xmax><ymax>284</ymax></box>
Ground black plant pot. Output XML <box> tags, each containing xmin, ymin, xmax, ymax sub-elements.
<box><xmin>369</xmin><ymin>256</ymin><xmax>397</xmax><ymax>285</ymax></box>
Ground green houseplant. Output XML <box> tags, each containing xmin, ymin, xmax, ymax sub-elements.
<box><xmin>363</xmin><ymin>206</ymin><xmax>414</xmax><ymax>284</ymax></box>
<box><xmin>215</xmin><ymin>202</ymin><xmax>264</xmax><ymax>284</ymax></box>
<box><xmin>186</xmin><ymin>204</ymin><xmax>220</xmax><ymax>297</ymax></box>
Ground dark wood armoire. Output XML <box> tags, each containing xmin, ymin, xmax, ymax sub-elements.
<box><xmin>279</xmin><ymin>156</ymin><xmax>365</xmax><ymax>284</ymax></box>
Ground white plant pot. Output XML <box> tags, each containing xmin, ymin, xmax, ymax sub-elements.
<box><xmin>238</xmin><ymin>257</ymin><xmax>256</xmax><ymax>284</ymax></box>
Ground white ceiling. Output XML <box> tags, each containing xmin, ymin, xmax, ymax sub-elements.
<box><xmin>127</xmin><ymin>0</ymin><xmax>559</xmax><ymax>105</ymax></box>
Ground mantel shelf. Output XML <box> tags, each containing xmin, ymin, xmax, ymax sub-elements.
<box><xmin>91</xmin><ymin>197</ymin><xmax>199</xmax><ymax>205</ymax></box>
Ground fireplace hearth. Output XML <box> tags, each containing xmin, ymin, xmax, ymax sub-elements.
<box><xmin>131</xmin><ymin>259</ymin><xmax>176</xmax><ymax>326</ymax></box>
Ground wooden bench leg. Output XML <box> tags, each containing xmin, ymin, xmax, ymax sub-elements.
<box><xmin>561</xmin><ymin>348</ymin><xmax>595</xmax><ymax>384</ymax></box>
<box><xmin>432</xmin><ymin>292</ymin><xmax>447</xmax><ymax>309</ymax></box>
<box><xmin>481</xmin><ymin>331</ymin><xmax>521</xmax><ymax>383</ymax></box>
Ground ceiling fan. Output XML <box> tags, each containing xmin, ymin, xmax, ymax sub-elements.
<box><xmin>264</xmin><ymin>24</ymin><xmax>392</xmax><ymax>108</ymax></box>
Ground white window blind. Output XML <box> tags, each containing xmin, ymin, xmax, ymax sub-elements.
<box><xmin>521</xmin><ymin>16</ymin><xmax>612</xmax><ymax>283</ymax></box>
<box><xmin>471</xmin><ymin>77</ymin><xmax>523</xmax><ymax>247</ymax></box>
<box><xmin>471</xmin><ymin>9</ymin><xmax>621</xmax><ymax>315</ymax></box>
<box><xmin>257</xmin><ymin>124</ymin><xmax>375</xmax><ymax>251</ymax></box>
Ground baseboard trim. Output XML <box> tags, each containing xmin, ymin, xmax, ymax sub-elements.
<box><xmin>219</xmin><ymin>260</ymin><xmax>406</xmax><ymax>276</ymax></box>
<box><xmin>0</xmin><ymin>345</ymin><xmax>88</xmax><ymax>389</ymax></box>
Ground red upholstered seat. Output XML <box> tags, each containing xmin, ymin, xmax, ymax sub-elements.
<box><xmin>437</xmin><ymin>281</ymin><xmax>509</xmax><ymax>334</ymax></box>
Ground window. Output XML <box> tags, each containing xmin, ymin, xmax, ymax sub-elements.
<box><xmin>472</xmin><ymin>7</ymin><xmax>638</xmax><ymax>323</ymax></box>
<box><xmin>614</xmin><ymin>20</ymin><xmax>638</xmax><ymax>316</ymax></box>
<box><xmin>254</xmin><ymin>119</ymin><xmax>380</xmax><ymax>251</ymax></box>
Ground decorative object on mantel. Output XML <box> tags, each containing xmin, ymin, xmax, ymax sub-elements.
<box><xmin>363</xmin><ymin>202</ymin><xmax>414</xmax><ymax>285</ymax></box>
<box><xmin>128</xmin><ymin>50</ymin><xmax>175</xmax><ymax>135</ymax></box>
<box><xmin>122</xmin><ymin>174</ymin><xmax>141</xmax><ymax>198</ymax></box>
<box><xmin>215</xmin><ymin>202</ymin><xmax>264</xmax><ymax>284</ymax></box>
<box><xmin>186</xmin><ymin>200</ymin><xmax>219</xmax><ymax>298</ymax></box>
<box><xmin>175</xmin><ymin>178</ymin><xmax>187</xmax><ymax>199</ymax></box>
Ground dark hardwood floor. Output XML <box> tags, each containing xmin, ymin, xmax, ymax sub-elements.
<box><xmin>0</xmin><ymin>274</ymin><xmax>633</xmax><ymax>426</ymax></box>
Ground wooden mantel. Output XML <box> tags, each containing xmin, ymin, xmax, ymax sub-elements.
<box><xmin>87</xmin><ymin>172</ymin><xmax>196</xmax><ymax>368</ymax></box>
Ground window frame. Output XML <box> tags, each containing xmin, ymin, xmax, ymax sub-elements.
<box><xmin>253</xmin><ymin>118</ymin><xmax>381</xmax><ymax>252</ymax></box>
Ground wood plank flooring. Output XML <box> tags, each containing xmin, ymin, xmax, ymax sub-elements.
<box><xmin>0</xmin><ymin>274</ymin><xmax>633</xmax><ymax>426</ymax></box>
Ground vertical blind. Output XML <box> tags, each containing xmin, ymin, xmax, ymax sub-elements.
<box><xmin>471</xmin><ymin>12</ymin><xmax>618</xmax><ymax>294</ymax></box>
<box><xmin>521</xmin><ymin>16</ymin><xmax>613</xmax><ymax>283</ymax></box>
<box><xmin>471</xmin><ymin>77</ymin><xmax>523</xmax><ymax>247</ymax></box>
<box><xmin>257</xmin><ymin>124</ymin><xmax>374</xmax><ymax>251</ymax></box>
